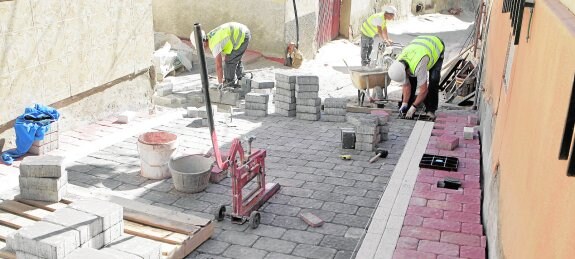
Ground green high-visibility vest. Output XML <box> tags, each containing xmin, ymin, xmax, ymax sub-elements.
<box><xmin>397</xmin><ymin>35</ymin><xmax>444</xmax><ymax>74</ymax></box>
<box><xmin>360</xmin><ymin>13</ymin><xmax>387</xmax><ymax>38</ymax></box>
<box><xmin>207</xmin><ymin>22</ymin><xmax>248</xmax><ymax>55</ymax></box>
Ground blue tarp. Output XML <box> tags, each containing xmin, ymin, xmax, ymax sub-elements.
<box><xmin>1</xmin><ymin>104</ymin><xmax>60</xmax><ymax>165</ymax></box>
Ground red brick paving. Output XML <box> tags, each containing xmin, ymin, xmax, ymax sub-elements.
<box><xmin>394</xmin><ymin>112</ymin><xmax>486</xmax><ymax>259</ymax></box>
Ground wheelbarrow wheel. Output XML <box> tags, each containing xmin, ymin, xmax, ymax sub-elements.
<box><xmin>249</xmin><ymin>211</ymin><xmax>261</xmax><ymax>229</ymax></box>
<box><xmin>215</xmin><ymin>205</ymin><xmax>226</xmax><ymax>221</ymax></box>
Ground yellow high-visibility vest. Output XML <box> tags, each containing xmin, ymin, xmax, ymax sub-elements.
<box><xmin>207</xmin><ymin>22</ymin><xmax>248</xmax><ymax>55</ymax></box>
<box><xmin>397</xmin><ymin>35</ymin><xmax>444</xmax><ymax>74</ymax></box>
<box><xmin>361</xmin><ymin>13</ymin><xmax>387</xmax><ymax>38</ymax></box>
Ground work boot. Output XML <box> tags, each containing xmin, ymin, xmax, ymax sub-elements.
<box><xmin>425</xmin><ymin>111</ymin><xmax>436</xmax><ymax>120</ymax></box>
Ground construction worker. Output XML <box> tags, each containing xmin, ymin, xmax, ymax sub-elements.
<box><xmin>388</xmin><ymin>35</ymin><xmax>445</xmax><ymax>119</ymax></box>
<box><xmin>360</xmin><ymin>6</ymin><xmax>397</xmax><ymax>66</ymax></box>
<box><xmin>191</xmin><ymin>22</ymin><xmax>250</xmax><ymax>87</ymax></box>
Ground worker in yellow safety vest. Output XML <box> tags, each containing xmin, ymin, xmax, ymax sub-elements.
<box><xmin>388</xmin><ymin>35</ymin><xmax>445</xmax><ymax>119</ymax></box>
<box><xmin>191</xmin><ymin>22</ymin><xmax>250</xmax><ymax>87</ymax></box>
<box><xmin>360</xmin><ymin>6</ymin><xmax>397</xmax><ymax>66</ymax></box>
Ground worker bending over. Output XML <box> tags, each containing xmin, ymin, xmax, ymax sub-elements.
<box><xmin>388</xmin><ymin>35</ymin><xmax>445</xmax><ymax>119</ymax></box>
<box><xmin>360</xmin><ymin>6</ymin><xmax>397</xmax><ymax>66</ymax></box>
<box><xmin>191</xmin><ymin>22</ymin><xmax>250</xmax><ymax>87</ymax></box>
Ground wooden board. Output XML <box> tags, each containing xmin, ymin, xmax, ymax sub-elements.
<box><xmin>0</xmin><ymin>240</ymin><xmax>16</xmax><ymax>259</ymax></box>
<box><xmin>0</xmin><ymin>189</ymin><xmax>214</xmax><ymax>259</ymax></box>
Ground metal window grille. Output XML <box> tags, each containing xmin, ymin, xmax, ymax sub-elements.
<box><xmin>501</xmin><ymin>0</ymin><xmax>527</xmax><ymax>45</ymax></box>
<box><xmin>560</xmin><ymin>74</ymin><xmax>575</xmax><ymax>176</ymax></box>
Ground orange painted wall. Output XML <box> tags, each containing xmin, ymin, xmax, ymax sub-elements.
<box><xmin>482</xmin><ymin>0</ymin><xmax>575</xmax><ymax>258</ymax></box>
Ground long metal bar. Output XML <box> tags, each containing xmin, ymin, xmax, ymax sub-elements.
<box><xmin>194</xmin><ymin>23</ymin><xmax>225</xmax><ymax>169</ymax></box>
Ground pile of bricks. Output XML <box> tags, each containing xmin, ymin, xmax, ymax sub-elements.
<box><xmin>29</xmin><ymin>121</ymin><xmax>59</xmax><ymax>155</ymax></box>
<box><xmin>19</xmin><ymin>156</ymin><xmax>68</xmax><ymax>202</ymax></box>
<box><xmin>187</xmin><ymin>105</ymin><xmax>218</xmax><ymax>127</ymax></box>
<box><xmin>371</xmin><ymin>110</ymin><xmax>391</xmax><ymax>141</ymax></box>
<box><xmin>322</xmin><ymin>98</ymin><xmax>347</xmax><ymax>122</ymax></box>
<box><xmin>274</xmin><ymin>71</ymin><xmax>297</xmax><ymax>117</ymax></box>
<box><xmin>295</xmin><ymin>75</ymin><xmax>321</xmax><ymax>121</ymax></box>
<box><xmin>7</xmin><ymin>198</ymin><xmax>130</xmax><ymax>258</ymax></box>
<box><xmin>245</xmin><ymin>93</ymin><xmax>270</xmax><ymax>117</ymax></box>
<box><xmin>346</xmin><ymin>113</ymin><xmax>381</xmax><ymax>151</ymax></box>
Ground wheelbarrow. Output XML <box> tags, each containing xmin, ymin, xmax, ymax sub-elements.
<box><xmin>343</xmin><ymin>60</ymin><xmax>390</xmax><ymax>107</ymax></box>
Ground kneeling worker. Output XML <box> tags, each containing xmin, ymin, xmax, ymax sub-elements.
<box><xmin>388</xmin><ymin>35</ymin><xmax>445</xmax><ymax>119</ymax></box>
<box><xmin>191</xmin><ymin>22</ymin><xmax>250</xmax><ymax>87</ymax></box>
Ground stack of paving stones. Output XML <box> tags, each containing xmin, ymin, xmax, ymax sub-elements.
<box><xmin>29</xmin><ymin>121</ymin><xmax>59</xmax><ymax>155</ymax></box>
<box><xmin>370</xmin><ymin>110</ymin><xmax>391</xmax><ymax>141</ymax></box>
<box><xmin>7</xmin><ymin>198</ymin><xmax>127</xmax><ymax>258</ymax></box>
<box><xmin>187</xmin><ymin>105</ymin><xmax>217</xmax><ymax>127</ymax></box>
<box><xmin>19</xmin><ymin>155</ymin><xmax>68</xmax><ymax>202</ymax></box>
<box><xmin>274</xmin><ymin>71</ymin><xmax>297</xmax><ymax>117</ymax></box>
<box><xmin>321</xmin><ymin>98</ymin><xmax>347</xmax><ymax>122</ymax></box>
<box><xmin>245</xmin><ymin>93</ymin><xmax>270</xmax><ymax>117</ymax></box>
<box><xmin>295</xmin><ymin>75</ymin><xmax>321</xmax><ymax>121</ymax></box>
<box><xmin>346</xmin><ymin>113</ymin><xmax>381</xmax><ymax>151</ymax></box>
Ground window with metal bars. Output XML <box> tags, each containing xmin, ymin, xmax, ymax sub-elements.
<box><xmin>502</xmin><ymin>0</ymin><xmax>534</xmax><ymax>45</ymax></box>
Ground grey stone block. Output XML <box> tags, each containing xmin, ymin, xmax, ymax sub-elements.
<box><xmin>296</xmin><ymin>84</ymin><xmax>319</xmax><ymax>92</ymax></box>
<box><xmin>10</xmin><ymin>221</ymin><xmax>80</xmax><ymax>259</ymax></box>
<box><xmin>296</xmin><ymin>75</ymin><xmax>319</xmax><ymax>85</ymax></box>
<box><xmin>296</xmin><ymin>105</ymin><xmax>321</xmax><ymax>114</ymax></box>
<box><xmin>320</xmin><ymin>115</ymin><xmax>346</xmax><ymax>122</ymax></box>
<box><xmin>355</xmin><ymin>133</ymin><xmax>380</xmax><ymax>144</ymax></box>
<box><xmin>296</xmin><ymin>113</ymin><xmax>321</xmax><ymax>121</ymax></box>
<box><xmin>356</xmin><ymin>125</ymin><xmax>378</xmax><ymax>135</ymax></box>
<box><xmin>246</xmin><ymin>93</ymin><xmax>270</xmax><ymax>104</ymax></box>
<box><xmin>275</xmin><ymin>71</ymin><xmax>297</xmax><ymax>83</ymax></box>
<box><xmin>324</xmin><ymin>108</ymin><xmax>346</xmax><ymax>116</ymax></box>
<box><xmin>275</xmin><ymin>108</ymin><xmax>297</xmax><ymax>117</ymax></box>
<box><xmin>155</xmin><ymin>86</ymin><xmax>172</xmax><ymax>97</ymax></box>
<box><xmin>220</xmin><ymin>91</ymin><xmax>240</xmax><ymax>106</ymax></box>
<box><xmin>240</xmin><ymin>78</ymin><xmax>252</xmax><ymax>87</ymax></box>
<box><xmin>380</xmin><ymin>126</ymin><xmax>389</xmax><ymax>133</ymax></box>
<box><xmin>324</xmin><ymin>98</ymin><xmax>347</xmax><ymax>108</ymax></box>
<box><xmin>245</xmin><ymin>109</ymin><xmax>268</xmax><ymax>117</ymax></box>
<box><xmin>354</xmin><ymin>142</ymin><xmax>375</xmax><ymax>151</ymax></box>
<box><xmin>296</xmin><ymin>98</ymin><xmax>321</xmax><ymax>106</ymax></box>
<box><xmin>276</xmin><ymin>81</ymin><xmax>296</xmax><ymax>90</ymax></box>
<box><xmin>43</xmin><ymin>208</ymin><xmax>104</xmax><ymax>245</ymax></box>
<box><xmin>67</xmin><ymin>247</ymin><xmax>139</xmax><ymax>259</ymax></box>
<box><xmin>105</xmin><ymin>235</ymin><xmax>161</xmax><ymax>259</ymax></box>
<box><xmin>20</xmin><ymin>184</ymin><xmax>67</xmax><ymax>202</ymax></box>
<box><xmin>198</xmin><ymin>105</ymin><xmax>218</xmax><ymax>118</ymax></box>
<box><xmin>380</xmin><ymin>132</ymin><xmax>389</xmax><ymax>141</ymax></box>
<box><xmin>275</xmin><ymin>101</ymin><xmax>297</xmax><ymax>111</ymax></box>
<box><xmin>79</xmin><ymin>232</ymin><xmax>104</xmax><ymax>249</ymax></box>
<box><xmin>68</xmin><ymin>199</ymin><xmax>123</xmax><ymax>231</ymax></box>
<box><xmin>245</xmin><ymin>102</ymin><xmax>268</xmax><ymax>111</ymax></box>
<box><xmin>275</xmin><ymin>88</ymin><xmax>295</xmax><ymax>97</ymax></box>
<box><xmin>187</xmin><ymin>118</ymin><xmax>209</xmax><ymax>128</ymax></box>
<box><xmin>19</xmin><ymin>173</ymin><xmax>67</xmax><ymax>191</ymax></box>
<box><xmin>187</xmin><ymin>95</ymin><xmax>205</xmax><ymax>107</ymax></box>
<box><xmin>274</xmin><ymin>94</ymin><xmax>296</xmax><ymax>103</ymax></box>
<box><xmin>251</xmin><ymin>79</ymin><xmax>275</xmax><ymax>89</ymax></box>
<box><xmin>20</xmin><ymin>156</ymin><xmax>66</xmax><ymax>178</ymax></box>
<box><xmin>186</xmin><ymin>107</ymin><xmax>199</xmax><ymax>118</ymax></box>
<box><xmin>296</xmin><ymin>92</ymin><xmax>319</xmax><ymax>99</ymax></box>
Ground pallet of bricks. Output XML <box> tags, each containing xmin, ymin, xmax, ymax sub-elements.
<box><xmin>295</xmin><ymin>75</ymin><xmax>321</xmax><ymax>121</ymax></box>
<box><xmin>245</xmin><ymin>93</ymin><xmax>270</xmax><ymax>117</ymax></box>
<box><xmin>29</xmin><ymin>121</ymin><xmax>59</xmax><ymax>155</ymax></box>
<box><xmin>0</xmin><ymin>156</ymin><xmax>214</xmax><ymax>259</ymax></box>
<box><xmin>274</xmin><ymin>71</ymin><xmax>297</xmax><ymax>117</ymax></box>
<box><xmin>346</xmin><ymin>111</ymin><xmax>390</xmax><ymax>151</ymax></box>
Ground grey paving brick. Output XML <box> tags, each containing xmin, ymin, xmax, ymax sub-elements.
<box><xmin>246</xmin><ymin>93</ymin><xmax>270</xmax><ymax>104</ymax></box>
<box><xmin>271</xmin><ymin>216</ymin><xmax>308</xmax><ymax>230</ymax></box>
<box><xmin>320</xmin><ymin>114</ymin><xmax>347</xmax><ymax>122</ymax></box>
<box><xmin>19</xmin><ymin>175</ymin><xmax>67</xmax><ymax>191</ymax></box>
<box><xmin>296</xmin><ymin>84</ymin><xmax>319</xmax><ymax>92</ymax></box>
<box><xmin>354</xmin><ymin>181</ymin><xmax>386</xmax><ymax>191</ymax></box>
<box><xmin>192</xmin><ymin>253</ymin><xmax>231</xmax><ymax>259</ymax></box>
<box><xmin>293</xmin><ymin>173</ymin><xmax>326</xmax><ymax>183</ymax></box>
<box><xmin>205</xmin><ymin>184</ymin><xmax>231</xmax><ymax>195</ymax></box>
<box><xmin>9</xmin><ymin>221</ymin><xmax>80</xmax><ymax>258</ymax></box>
<box><xmin>275</xmin><ymin>101</ymin><xmax>297</xmax><ymax>110</ymax></box>
<box><xmin>333</xmin><ymin>165</ymin><xmax>364</xmax><ymax>174</ymax></box>
<box><xmin>246</xmin><ymin>102</ymin><xmax>268</xmax><ymax>110</ymax></box>
<box><xmin>332</xmin><ymin>214</ymin><xmax>369</xmax><ymax>228</ymax></box>
<box><xmin>311</xmin><ymin>191</ymin><xmax>346</xmax><ymax>203</ymax></box>
<box><xmin>356</xmin><ymin>207</ymin><xmax>375</xmax><ymax>217</ymax></box>
<box><xmin>323</xmin><ymin>177</ymin><xmax>355</xmax><ymax>187</ymax></box>
<box><xmin>320</xmin><ymin>235</ymin><xmax>359</xmax><ymax>251</ymax></box>
<box><xmin>302</xmin><ymin>182</ymin><xmax>336</xmax><ymax>192</ymax></box>
<box><xmin>366</xmin><ymin>190</ymin><xmax>384</xmax><ymax>199</ymax></box>
<box><xmin>217</xmin><ymin>231</ymin><xmax>259</xmax><ymax>246</ymax></box>
<box><xmin>323</xmin><ymin>98</ymin><xmax>347</xmax><ymax>108</ymax></box>
<box><xmin>321</xmin><ymin>202</ymin><xmax>358</xmax><ymax>215</ymax></box>
<box><xmin>267</xmin><ymin>193</ymin><xmax>293</xmax><ymax>204</ymax></box>
<box><xmin>253</xmin><ymin>237</ymin><xmax>296</xmax><ymax>254</ymax></box>
<box><xmin>199</xmin><ymin>193</ymin><xmax>231</xmax><ymax>205</ymax></box>
<box><xmin>296</xmin><ymin>75</ymin><xmax>319</xmax><ymax>85</ymax></box>
<box><xmin>267</xmin><ymin>169</ymin><xmax>297</xmax><ymax>178</ymax></box>
<box><xmin>245</xmin><ymin>225</ymin><xmax>286</xmax><ymax>238</ymax></box>
<box><xmin>20</xmin><ymin>155</ymin><xmax>66</xmax><ymax>178</ymax></box>
<box><xmin>173</xmin><ymin>197</ymin><xmax>211</xmax><ymax>211</ymax></box>
<box><xmin>260</xmin><ymin>212</ymin><xmax>277</xmax><ymax>225</ymax></box>
<box><xmin>196</xmin><ymin>239</ymin><xmax>230</xmax><ymax>255</ymax></box>
<box><xmin>275</xmin><ymin>72</ymin><xmax>297</xmax><ymax>83</ymax></box>
<box><xmin>274</xmin><ymin>94</ymin><xmax>296</xmax><ymax>103</ymax></box>
<box><xmin>305</xmin><ymin>161</ymin><xmax>335</xmax><ymax>170</ymax></box>
<box><xmin>333</xmin><ymin>186</ymin><xmax>367</xmax><ymax>197</ymax></box>
<box><xmin>374</xmin><ymin>176</ymin><xmax>391</xmax><ymax>184</ymax></box>
<box><xmin>280</xmin><ymin>187</ymin><xmax>314</xmax><ymax>198</ymax></box>
<box><xmin>281</xmin><ymin>229</ymin><xmax>324</xmax><ymax>245</ymax></box>
<box><xmin>264</xmin><ymin>204</ymin><xmax>301</xmax><ymax>216</ymax></box>
<box><xmin>295</xmin><ymin>98</ymin><xmax>321</xmax><ymax>106</ymax></box>
<box><xmin>343</xmin><ymin>196</ymin><xmax>379</xmax><ymax>208</ymax></box>
<box><xmin>334</xmin><ymin>250</ymin><xmax>354</xmax><ymax>259</ymax></box>
<box><xmin>142</xmin><ymin>190</ymin><xmax>179</xmax><ymax>205</ymax></box>
<box><xmin>264</xmin><ymin>253</ymin><xmax>302</xmax><ymax>259</ymax></box>
<box><xmin>345</xmin><ymin>227</ymin><xmax>365</xmax><ymax>239</ymax></box>
<box><xmin>287</xmin><ymin>165</ymin><xmax>317</xmax><ymax>174</ymax></box>
<box><xmin>308</xmin><ymin>223</ymin><xmax>348</xmax><ymax>236</ymax></box>
<box><xmin>114</xmin><ymin>173</ymin><xmax>148</xmax><ymax>185</ymax></box>
<box><xmin>20</xmin><ymin>184</ymin><xmax>68</xmax><ymax>202</ymax></box>
<box><xmin>287</xmin><ymin>197</ymin><xmax>324</xmax><ymax>209</ymax></box>
<box><xmin>278</xmin><ymin>158</ymin><xmax>308</xmax><ymax>166</ymax></box>
<box><xmin>67</xmin><ymin>163</ymin><xmax>95</xmax><ymax>173</ymax></box>
<box><xmin>68</xmin><ymin>199</ymin><xmax>123</xmax><ymax>230</ymax></box>
<box><xmin>276</xmin><ymin>81</ymin><xmax>296</xmax><ymax>90</ymax></box>
<box><xmin>314</xmin><ymin>169</ymin><xmax>345</xmax><ymax>178</ymax></box>
<box><xmin>273</xmin><ymin>178</ymin><xmax>305</xmax><ymax>187</ymax></box>
<box><xmin>293</xmin><ymin>244</ymin><xmax>337</xmax><ymax>259</ymax></box>
<box><xmin>275</xmin><ymin>88</ymin><xmax>296</xmax><ymax>97</ymax></box>
<box><xmin>223</xmin><ymin>245</ymin><xmax>267</xmax><ymax>259</ymax></box>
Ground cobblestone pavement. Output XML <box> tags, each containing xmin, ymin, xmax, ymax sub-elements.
<box><xmin>65</xmin><ymin>113</ymin><xmax>415</xmax><ymax>259</ymax></box>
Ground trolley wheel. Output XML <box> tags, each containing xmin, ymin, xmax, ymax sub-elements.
<box><xmin>215</xmin><ymin>205</ymin><xmax>226</xmax><ymax>221</ymax></box>
<box><xmin>249</xmin><ymin>211</ymin><xmax>261</xmax><ymax>229</ymax></box>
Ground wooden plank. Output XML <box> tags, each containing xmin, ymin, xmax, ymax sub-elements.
<box><xmin>0</xmin><ymin>224</ymin><xmax>17</xmax><ymax>241</ymax></box>
<box><xmin>0</xmin><ymin>200</ymin><xmax>51</xmax><ymax>221</ymax></box>
<box><xmin>0</xmin><ymin>240</ymin><xmax>16</xmax><ymax>259</ymax></box>
<box><xmin>122</xmin><ymin>211</ymin><xmax>200</xmax><ymax>235</ymax></box>
<box><xmin>15</xmin><ymin>196</ymin><xmax>68</xmax><ymax>212</ymax></box>
<box><xmin>123</xmin><ymin>221</ymin><xmax>189</xmax><ymax>245</ymax></box>
<box><xmin>0</xmin><ymin>210</ymin><xmax>35</xmax><ymax>229</ymax></box>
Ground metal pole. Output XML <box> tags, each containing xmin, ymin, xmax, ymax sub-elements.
<box><xmin>293</xmin><ymin>0</ymin><xmax>299</xmax><ymax>49</ymax></box>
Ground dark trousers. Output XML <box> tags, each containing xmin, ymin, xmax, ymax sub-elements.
<box><xmin>224</xmin><ymin>32</ymin><xmax>250</xmax><ymax>82</ymax></box>
<box><xmin>405</xmin><ymin>52</ymin><xmax>444</xmax><ymax>113</ymax></box>
<box><xmin>360</xmin><ymin>34</ymin><xmax>374</xmax><ymax>66</ymax></box>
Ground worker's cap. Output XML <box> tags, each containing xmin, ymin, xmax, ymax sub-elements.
<box><xmin>189</xmin><ymin>30</ymin><xmax>207</xmax><ymax>50</ymax></box>
<box><xmin>384</xmin><ymin>6</ymin><xmax>397</xmax><ymax>15</ymax></box>
<box><xmin>388</xmin><ymin>60</ymin><xmax>407</xmax><ymax>85</ymax></box>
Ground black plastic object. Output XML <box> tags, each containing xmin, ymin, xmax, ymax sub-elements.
<box><xmin>420</xmin><ymin>154</ymin><xmax>459</xmax><ymax>171</ymax></box>
<box><xmin>437</xmin><ymin>177</ymin><xmax>462</xmax><ymax>190</ymax></box>
<box><xmin>341</xmin><ymin>128</ymin><xmax>356</xmax><ymax>149</ymax></box>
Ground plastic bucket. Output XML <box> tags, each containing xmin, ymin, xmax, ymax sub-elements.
<box><xmin>137</xmin><ymin>131</ymin><xmax>178</xmax><ymax>179</ymax></box>
<box><xmin>169</xmin><ymin>155</ymin><xmax>214</xmax><ymax>193</ymax></box>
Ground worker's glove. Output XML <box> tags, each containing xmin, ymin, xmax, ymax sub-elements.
<box><xmin>406</xmin><ymin>105</ymin><xmax>417</xmax><ymax>119</ymax></box>
<box><xmin>399</xmin><ymin>103</ymin><xmax>409</xmax><ymax>114</ymax></box>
